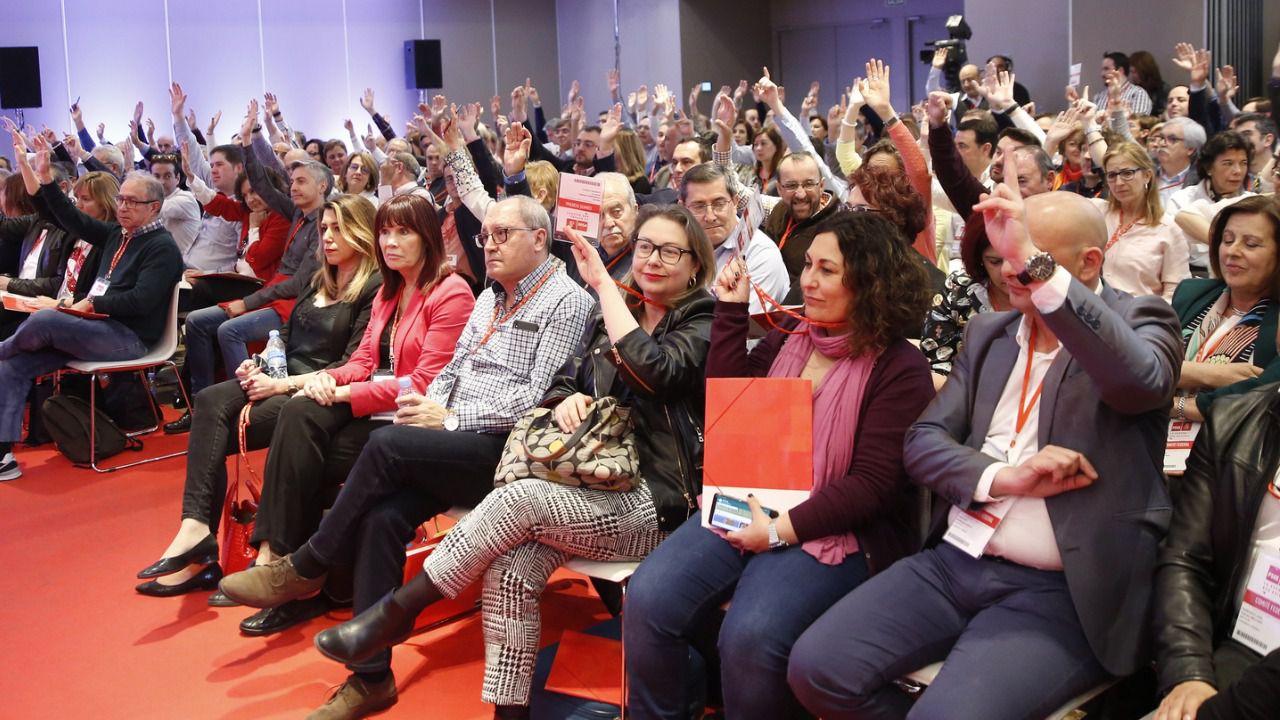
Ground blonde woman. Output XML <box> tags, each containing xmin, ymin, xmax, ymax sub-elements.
<box><xmin>613</xmin><ymin>127</ymin><xmax>652</xmax><ymax>194</ymax></box>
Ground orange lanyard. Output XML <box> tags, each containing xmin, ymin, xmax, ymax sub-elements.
<box><xmin>777</xmin><ymin>217</ymin><xmax>798</xmax><ymax>250</ymax></box>
<box><xmin>615</xmin><ymin>281</ymin><xmax>669</xmax><ymax>310</ymax></box>
<box><xmin>473</xmin><ymin>268</ymin><xmax>556</xmax><ymax>351</ymax></box>
<box><xmin>1104</xmin><ymin>211</ymin><xmax>1141</xmax><ymax>252</ymax></box>
<box><xmin>1013</xmin><ymin>323</ymin><xmax>1047</xmax><ymax>450</ymax></box>
<box><xmin>604</xmin><ymin>244</ymin><xmax>632</xmax><ymax>273</ymax></box>
<box><xmin>750</xmin><ymin>279</ymin><xmax>845</xmax><ymax>335</ymax></box>
<box><xmin>104</xmin><ymin>234</ymin><xmax>134</xmax><ymax>280</ymax></box>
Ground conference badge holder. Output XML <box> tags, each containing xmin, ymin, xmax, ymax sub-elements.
<box><xmin>1231</xmin><ymin>549</ymin><xmax>1280</xmax><ymax>655</ymax></box>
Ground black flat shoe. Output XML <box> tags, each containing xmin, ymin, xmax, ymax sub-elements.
<box><xmin>239</xmin><ymin>595</ymin><xmax>330</xmax><ymax>636</ymax></box>
<box><xmin>135</xmin><ymin>563</ymin><xmax>223</xmax><ymax>597</ymax></box>
<box><xmin>136</xmin><ymin>534</ymin><xmax>218</xmax><ymax>579</ymax></box>
<box><xmin>314</xmin><ymin>591</ymin><xmax>416</xmax><ymax>665</ymax></box>
<box><xmin>206</xmin><ymin>589</ymin><xmax>240</xmax><ymax>607</ymax></box>
<box><xmin>163</xmin><ymin>411</ymin><xmax>192</xmax><ymax>435</ymax></box>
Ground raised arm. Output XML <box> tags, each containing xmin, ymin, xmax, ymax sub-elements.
<box><xmin>170</xmin><ymin>82</ymin><xmax>211</xmax><ymax>184</ymax></box>
<box><xmin>757</xmin><ymin>67</ymin><xmax>848</xmax><ymax>200</ymax></box>
<box><xmin>240</xmin><ymin>101</ymin><xmax>296</xmax><ymax>219</ymax></box>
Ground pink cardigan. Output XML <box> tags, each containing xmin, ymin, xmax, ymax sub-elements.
<box><xmin>325</xmin><ymin>273</ymin><xmax>475</xmax><ymax>417</ymax></box>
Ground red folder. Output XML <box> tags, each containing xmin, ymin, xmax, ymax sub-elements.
<box><xmin>703</xmin><ymin>377</ymin><xmax>813</xmax><ymax>492</ymax></box>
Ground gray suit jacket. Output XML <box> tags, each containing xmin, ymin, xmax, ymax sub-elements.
<box><xmin>904</xmin><ymin>277</ymin><xmax>1182</xmax><ymax>676</ymax></box>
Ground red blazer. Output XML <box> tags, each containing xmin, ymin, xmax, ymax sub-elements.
<box><xmin>203</xmin><ymin>193</ymin><xmax>291</xmax><ymax>280</ymax></box>
<box><xmin>326</xmin><ymin>273</ymin><xmax>474</xmax><ymax>417</ymax></box>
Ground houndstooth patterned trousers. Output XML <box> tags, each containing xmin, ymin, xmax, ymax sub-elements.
<box><xmin>423</xmin><ymin>477</ymin><xmax>667</xmax><ymax>705</ymax></box>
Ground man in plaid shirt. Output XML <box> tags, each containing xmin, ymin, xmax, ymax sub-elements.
<box><xmin>221</xmin><ymin>195</ymin><xmax>593</xmax><ymax>717</ymax></box>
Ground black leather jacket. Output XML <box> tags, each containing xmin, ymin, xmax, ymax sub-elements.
<box><xmin>1154</xmin><ymin>382</ymin><xmax>1280</xmax><ymax>694</ymax></box>
<box><xmin>542</xmin><ymin>292</ymin><xmax>714</xmax><ymax>531</ymax></box>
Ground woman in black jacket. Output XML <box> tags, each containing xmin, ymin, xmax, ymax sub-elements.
<box><xmin>0</xmin><ymin>173</ymin><xmax>74</xmax><ymax>338</ymax></box>
<box><xmin>303</xmin><ymin>205</ymin><xmax>715</xmax><ymax>719</ymax></box>
<box><xmin>134</xmin><ymin>195</ymin><xmax>381</xmax><ymax>598</ymax></box>
<box><xmin>1154</xmin><ymin>382</ymin><xmax>1280</xmax><ymax>720</ymax></box>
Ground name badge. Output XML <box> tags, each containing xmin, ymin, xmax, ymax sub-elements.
<box><xmin>369</xmin><ymin>371</ymin><xmax>398</xmax><ymax>421</ymax></box>
<box><xmin>1232</xmin><ymin>549</ymin><xmax>1280</xmax><ymax>656</ymax></box>
<box><xmin>943</xmin><ymin>499</ymin><xmax>1014</xmax><ymax>558</ymax></box>
<box><xmin>88</xmin><ymin>277</ymin><xmax>110</xmax><ymax>298</ymax></box>
<box><xmin>1164</xmin><ymin>420</ymin><xmax>1201</xmax><ymax>475</ymax></box>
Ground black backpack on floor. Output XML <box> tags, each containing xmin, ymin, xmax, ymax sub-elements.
<box><xmin>41</xmin><ymin>394</ymin><xmax>142</xmax><ymax>464</ymax></box>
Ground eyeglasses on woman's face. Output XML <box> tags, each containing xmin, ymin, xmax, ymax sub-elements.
<box><xmin>634</xmin><ymin>238</ymin><xmax>694</xmax><ymax>265</ymax></box>
<box><xmin>1104</xmin><ymin>167</ymin><xmax>1142</xmax><ymax>183</ymax></box>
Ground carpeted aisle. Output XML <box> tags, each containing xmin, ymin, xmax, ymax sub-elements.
<box><xmin>0</xmin><ymin>433</ymin><xmax>613</xmax><ymax>719</ymax></box>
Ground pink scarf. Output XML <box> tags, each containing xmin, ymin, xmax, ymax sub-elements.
<box><xmin>768</xmin><ymin>325</ymin><xmax>877</xmax><ymax>565</ymax></box>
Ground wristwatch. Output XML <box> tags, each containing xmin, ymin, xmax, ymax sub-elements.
<box><xmin>1016</xmin><ymin>251</ymin><xmax>1057</xmax><ymax>286</ymax></box>
<box><xmin>767</xmin><ymin>519</ymin><xmax>788</xmax><ymax>550</ymax></box>
<box><xmin>442</xmin><ymin>413</ymin><xmax>460</xmax><ymax>431</ymax></box>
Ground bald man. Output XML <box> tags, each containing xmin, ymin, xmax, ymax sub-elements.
<box><xmin>789</xmin><ymin>158</ymin><xmax>1182</xmax><ymax>719</ymax></box>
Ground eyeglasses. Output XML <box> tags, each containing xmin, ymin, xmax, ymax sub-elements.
<box><xmin>685</xmin><ymin>198</ymin><xmax>732</xmax><ymax>216</ymax></box>
<box><xmin>1150</xmin><ymin>134</ymin><xmax>1184</xmax><ymax>145</ymax></box>
<box><xmin>1104</xmin><ymin>168</ymin><xmax>1142</xmax><ymax>183</ymax></box>
<box><xmin>846</xmin><ymin>203</ymin><xmax>880</xmax><ymax>213</ymax></box>
<box><xmin>779</xmin><ymin>179</ymin><xmax>822</xmax><ymax>193</ymax></box>
<box><xmin>116</xmin><ymin>196</ymin><xmax>161</xmax><ymax>208</ymax></box>
<box><xmin>473</xmin><ymin>226</ymin><xmax>536</xmax><ymax>247</ymax></box>
<box><xmin>634</xmin><ymin>238</ymin><xmax>694</xmax><ymax>265</ymax></box>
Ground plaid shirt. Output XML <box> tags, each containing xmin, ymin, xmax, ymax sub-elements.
<box><xmin>427</xmin><ymin>256</ymin><xmax>593</xmax><ymax>433</ymax></box>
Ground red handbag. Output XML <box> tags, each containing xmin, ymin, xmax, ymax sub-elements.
<box><xmin>220</xmin><ymin>402</ymin><xmax>263</xmax><ymax>575</ymax></box>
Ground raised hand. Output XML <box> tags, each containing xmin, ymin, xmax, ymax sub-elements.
<box><xmin>565</xmin><ymin>226</ymin><xmax>611</xmax><ymax>291</ymax></box>
<box><xmin>489</xmin><ymin>94</ymin><xmax>502</xmax><ymax>120</ymax></box>
<box><xmin>1065</xmin><ymin>84</ymin><xmax>1080</xmax><ymax>104</ymax></box>
<box><xmin>185</xmin><ymin>108</ymin><xmax>198</xmax><ymax>130</ymax></box>
<box><xmin>862</xmin><ymin>59</ymin><xmax>894</xmax><ymax>119</ymax></box>
<box><xmin>70</xmin><ymin>101</ymin><xmax>83</xmax><ymax>126</ymax></box>
<box><xmin>989</xmin><ymin>70</ymin><xmax>1017</xmax><ymax>111</ymax></box>
<box><xmin>800</xmin><ymin>92</ymin><xmax>817</xmax><ymax>117</ymax></box>
<box><xmin>931</xmin><ymin>46</ymin><xmax>949</xmax><ymax>69</ymax></box>
<box><xmin>713</xmin><ymin>255</ymin><xmax>751</xmax><ymax>304</ymax></box>
<box><xmin>178</xmin><ymin>139</ymin><xmax>195</xmax><ymax>179</ymax></box>
<box><xmin>343</xmin><ymin>118</ymin><xmax>354</xmax><ymax>134</ymax></box>
<box><xmin>510</xmin><ymin>84</ymin><xmax>528</xmax><ymax>123</ymax></box>
<box><xmin>712</xmin><ymin>92</ymin><xmax>736</xmax><ymax>137</ymax></box>
<box><xmin>362</xmin><ymin>125</ymin><xmax>378</xmax><ymax>152</ymax></box>
<box><xmin>502</xmin><ymin>122</ymin><xmax>531</xmax><ymax>176</ymax></box>
<box><xmin>599</xmin><ymin>102</ymin><xmax>623</xmax><ymax>150</ymax></box>
<box><xmin>1190</xmin><ymin>48</ymin><xmax>1211</xmax><ymax>87</ymax></box>
<box><xmin>145</xmin><ymin>118</ymin><xmax>156</xmax><ymax>142</ymax></box>
<box><xmin>973</xmin><ymin>149</ymin><xmax>1036</xmax><ymax>270</ymax></box>
<box><xmin>925</xmin><ymin>91</ymin><xmax>950</xmax><ymax>128</ymax></box>
<box><xmin>430</xmin><ymin>94</ymin><xmax>448</xmax><ymax>120</ymax></box>
<box><xmin>688</xmin><ymin>84</ymin><xmax>702</xmax><ymax>114</ymax></box>
<box><xmin>753</xmin><ymin>68</ymin><xmax>780</xmax><ymax>109</ymax></box>
<box><xmin>63</xmin><ymin>134</ymin><xmax>85</xmax><ymax>161</ymax></box>
<box><xmin>239</xmin><ymin>98</ymin><xmax>258</xmax><ymax>146</ymax></box>
<box><xmin>607</xmin><ymin>68</ymin><xmax>621</xmax><ymax>96</ymax></box>
<box><xmin>652</xmin><ymin>83</ymin><xmax>671</xmax><ymax>111</ymax></box>
<box><xmin>636</xmin><ymin>84</ymin><xmax>649</xmax><ymax>111</ymax></box>
<box><xmin>360</xmin><ymin>87</ymin><xmax>376</xmax><ymax>115</ymax></box>
<box><xmin>96</xmin><ymin>122</ymin><xmax>106</xmax><ymax>142</ymax></box>
<box><xmin>1043</xmin><ymin>106</ymin><xmax>1081</xmax><ymax>153</ymax></box>
<box><xmin>1172</xmin><ymin>42</ymin><xmax>1196</xmax><ymax>72</ymax></box>
<box><xmin>456</xmin><ymin>102</ymin><xmax>482</xmax><ymax>144</ymax></box>
<box><xmin>733</xmin><ymin>79</ymin><xmax>748</xmax><ymax>107</ymax></box>
<box><xmin>524</xmin><ymin>77</ymin><xmax>539</xmax><ymax>108</ymax></box>
<box><xmin>827</xmin><ymin>102</ymin><xmax>844</xmax><ymax>133</ymax></box>
<box><xmin>568</xmin><ymin>79</ymin><xmax>581</xmax><ymax>106</ymax></box>
<box><xmin>170</xmin><ymin>82</ymin><xmax>187</xmax><ymax>117</ymax></box>
<box><xmin>207</xmin><ymin>110</ymin><xmax>221</xmax><ymax>136</ymax></box>
<box><xmin>133</xmin><ymin>101</ymin><xmax>144</xmax><ymax>124</ymax></box>
<box><xmin>1216</xmin><ymin>65</ymin><xmax>1238</xmax><ymax>102</ymax></box>
<box><xmin>626</xmin><ymin>91</ymin><xmax>637</xmax><ymax>114</ymax></box>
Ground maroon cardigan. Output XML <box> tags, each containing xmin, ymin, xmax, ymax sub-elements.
<box><xmin>707</xmin><ymin>301</ymin><xmax>936</xmax><ymax>574</ymax></box>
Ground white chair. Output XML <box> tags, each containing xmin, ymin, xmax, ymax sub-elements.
<box><xmin>55</xmin><ymin>284</ymin><xmax>190</xmax><ymax>472</ymax></box>
<box><xmin>561</xmin><ymin>557</ymin><xmax>642</xmax><ymax>719</ymax></box>
<box><xmin>897</xmin><ymin>661</ymin><xmax>1117</xmax><ymax>720</ymax></box>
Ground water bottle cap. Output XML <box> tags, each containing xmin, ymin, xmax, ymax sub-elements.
<box><xmin>397</xmin><ymin>377</ymin><xmax>412</xmax><ymax>388</ymax></box>
<box><xmin>269</xmin><ymin>330</ymin><xmax>280</xmax><ymax>337</ymax></box>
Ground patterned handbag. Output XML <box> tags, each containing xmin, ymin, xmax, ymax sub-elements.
<box><xmin>220</xmin><ymin>402</ymin><xmax>262</xmax><ymax>575</ymax></box>
<box><xmin>494</xmin><ymin>396</ymin><xmax>639</xmax><ymax>491</ymax></box>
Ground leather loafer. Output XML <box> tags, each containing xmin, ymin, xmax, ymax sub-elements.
<box><xmin>135</xmin><ymin>563</ymin><xmax>223</xmax><ymax>597</ymax></box>
<box><xmin>137</xmin><ymin>534</ymin><xmax>219</xmax><ymax>579</ymax></box>
<box><xmin>163</xmin><ymin>411</ymin><xmax>192</xmax><ymax>435</ymax></box>
<box><xmin>219</xmin><ymin>555</ymin><xmax>326</xmax><ymax>609</ymax></box>
<box><xmin>239</xmin><ymin>595</ymin><xmax>330</xmax><ymax>636</ymax></box>
<box><xmin>206</xmin><ymin>589</ymin><xmax>240</xmax><ymax>607</ymax></box>
<box><xmin>314</xmin><ymin>591</ymin><xmax>416</xmax><ymax>665</ymax></box>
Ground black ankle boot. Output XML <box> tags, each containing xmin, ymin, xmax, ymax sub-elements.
<box><xmin>494</xmin><ymin>704</ymin><xmax>531</xmax><ymax>720</ymax></box>
<box><xmin>313</xmin><ymin>591</ymin><xmax>417</xmax><ymax>665</ymax></box>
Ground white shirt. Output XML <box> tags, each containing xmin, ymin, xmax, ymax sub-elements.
<box><xmin>18</xmin><ymin>229</ymin><xmax>47</xmax><ymax>279</ymax></box>
<box><xmin>1165</xmin><ymin>182</ymin><xmax>1256</xmax><ymax>270</ymax></box>
<box><xmin>713</xmin><ymin>227</ymin><xmax>791</xmax><ymax>315</ymax></box>
<box><xmin>160</xmin><ymin>187</ymin><xmax>203</xmax><ymax>256</ymax></box>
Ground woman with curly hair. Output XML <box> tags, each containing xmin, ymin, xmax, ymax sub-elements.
<box><xmin>623</xmin><ymin>210</ymin><xmax>937</xmax><ymax>719</ymax></box>
<box><xmin>848</xmin><ymin>162</ymin><xmax>946</xmax><ymax>315</ymax></box>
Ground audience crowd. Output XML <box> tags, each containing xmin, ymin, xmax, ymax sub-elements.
<box><xmin>2</xmin><ymin>33</ymin><xmax>1280</xmax><ymax>720</ymax></box>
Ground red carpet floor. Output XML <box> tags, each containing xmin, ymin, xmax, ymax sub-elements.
<box><xmin>0</xmin><ymin>427</ymin><xmax>613</xmax><ymax>719</ymax></box>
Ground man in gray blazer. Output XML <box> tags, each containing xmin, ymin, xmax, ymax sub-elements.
<box><xmin>787</xmin><ymin>159</ymin><xmax>1183</xmax><ymax>719</ymax></box>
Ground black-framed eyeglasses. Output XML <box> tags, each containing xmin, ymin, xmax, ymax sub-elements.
<box><xmin>634</xmin><ymin>239</ymin><xmax>694</xmax><ymax>265</ymax></box>
<box><xmin>116</xmin><ymin>196</ymin><xmax>161</xmax><ymax>208</ymax></box>
<box><xmin>1104</xmin><ymin>168</ymin><xmax>1142</xmax><ymax>183</ymax></box>
<box><xmin>473</xmin><ymin>226</ymin><xmax>536</xmax><ymax>248</ymax></box>
<box><xmin>1150</xmin><ymin>134</ymin><xmax>1184</xmax><ymax>145</ymax></box>
<box><xmin>778</xmin><ymin>179</ymin><xmax>822</xmax><ymax>193</ymax></box>
<box><xmin>685</xmin><ymin>198</ymin><xmax>732</xmax><ymax>215</ymax></box>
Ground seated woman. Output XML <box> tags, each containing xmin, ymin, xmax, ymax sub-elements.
<box><xmin>1168</xmin><ymin>131</ymin><xmax>1255</xmax><ymax>271</ymax></box>
<box><xmin>14</xmin><ymin>171</ymin><xmax>119</xmax><ymax>312</ymax></box>
<box><xmin>339</xmin><ymin>151</ymin><xmax>380</xmax><ymax>207</ymax></box>
<box><xmin>1152</xmin><ymin>381</ymin><xmax>1280</xmax><ymax>720</ymax></box>
<box><xmin>0</xmin><ymin>173</ymin><xmax>73</xmax><ymax>338</ymax></box>
<box><xmin>1092</xmin><ymin>142</ymin><xmax>1189</xmax><ymax>300</ymax></box>
<box><xmin>1170</xmin><ymin>196</ymin><xmax>1280</xmax><ymax>423</ymax></box>
<box><xmin>624</xmin><ymin>211</ymin><xmax>936</xmax><ymax>719</ymax></box>
<box><xmin>134</xmin><ymin>194</ymin><xmax>381</xmax><ymax>598</ymax></box>
<box><xmin>231</xmin><ymin>205</ymin><xmax>715</xmax><ymax>719</ymax></box>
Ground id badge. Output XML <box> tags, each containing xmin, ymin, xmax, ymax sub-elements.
<box><xmin>1164</xmin><ymin>420</ymin><xmax>1202</xmax><ymax>475</ymax></box>
<box><xmin>369</xmin><ymin>371</ymin><xmax>397</xmax><ymax>421</ymax></box>
<box><xmin>943</xmin><ymin>499</ymin><xmax>1014</xmax><ymax>558</ymax></box>
<box><xmin>88</xmin><ymin>277</ymin><xmax>110</xmax><ymax>298</ymax></box>
<box><xmin>1231</xmin><ymin>549</ymin><xmax>1280</xmax><ymax>655</ymax></box>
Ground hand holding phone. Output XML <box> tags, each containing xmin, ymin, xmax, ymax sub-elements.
<box><xmin>709</xmin><ymin>492</ymin><xmax>777</xmax><ymax>532</ymax></box>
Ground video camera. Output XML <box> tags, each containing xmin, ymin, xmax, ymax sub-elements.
<box><xmin>919</xmin><ymin>15</ymin><xmax>972</xmax><ymax>92</ymax></box>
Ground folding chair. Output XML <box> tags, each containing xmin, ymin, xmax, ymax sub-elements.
<box><xmin>55</xmin><ymin>284</ymin><xmax>190</xmax><ymax>472</ymax></box>
<box><xmin>897</xmin><ymin>661</ymin><xmax>1118</xmax><ymax>720</ymax></box>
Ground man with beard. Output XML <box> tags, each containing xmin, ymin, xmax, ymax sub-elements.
<box><xmin>760</xmin><ymin>152</ymin><xmax>839</xmax><ymax>301</ymax></box>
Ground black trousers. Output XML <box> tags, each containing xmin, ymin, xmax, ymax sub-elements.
<box><xmin>180</xmin><ymin>379</ymin><xmax>288</xmax><ymax>531</ymax></box>
<box><xmin>302</xmin><ymin>424</ymin><xmax>504</xmax><ymax>673</ymax></box>
<box><xmin>250</xmin><ymin>396</ymin><xmax>386</xmax><ymax>555</ymax></box>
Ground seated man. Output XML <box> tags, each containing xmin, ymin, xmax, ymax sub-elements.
<box><xmin>786</xmin><ymin>154</ymin><xmax>1182</xmax><ymax>719</ymax></box>
<box><xmin>1151</xmin><ymin>382</ymin><xmax>1280</xmax><ymax>720</ymax></box>
<box><xmin>680</xmin><ymin>162</ymin><xmax>789</xmax><ymax>312</ymax></box>
<box><xmin>149</xmin><ymin>153</ymin><xmax>201</xmax><ymax>258</ymax></box>
<box><xmin>761</xmin><ymin>152</ymin><xmax>840</xmax><ymax>301</ymax></box>
<box><xmin>0</xmin><ymin>136</ymin><xmax>182</xmax><ymax>480</ymax></box>
<box><xmin>219</xmin><ymin>194</ymin><xmax>592</xmax><ymax>717</ymax></box>
<box><xmin>638</xmin><ymin>138</ymin><xmax>705</xmax><ymax>206</ymax></box>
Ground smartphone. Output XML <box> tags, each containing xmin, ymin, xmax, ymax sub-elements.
<box><xmin>709</xmin><ymin>492</ymin><xmax>777</xmax><ymax>532</ymax></box>
<box><xmin>700</xmin><ymin>81</ymin><xmax>712</xmax><ymax>92</ymax></box>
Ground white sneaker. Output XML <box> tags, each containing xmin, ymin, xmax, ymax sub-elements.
<box><xmin>0</xmin><ymin>452</ymin><xmax>21</xmax><ymax>481</ymax></box>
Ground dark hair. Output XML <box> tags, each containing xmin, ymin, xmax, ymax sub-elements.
<box><xmin>812</xmin><ymin>211</ymin><xmax>932</xmax><ymax>354</ymax></box>
<box><xmin>959</xmin><ymin>213</ymin><xmax>992</xmax><ymax>282</ymax></box>
<box><xmin>864</xmin><ymin>138</ymin><xmax>902</xmax><ymax>167</ymax></box>
<box><xmin>849</xmin><ymin>164</ymin><xmax>926</xmax><ymax>241</ymax></box>
<box><xmin>754</xmin><ymin>125</ymin><xmax>786</xmax><ymax>178</ymax></box>
<box><xmin>2</xmin><ymin>174</ymin><xmax>35</xmax><ymax>216</ymax></box>
<box><xmin>997</xmin><ymin>127</ymin><xmax>1042</xmax><ymax>148</ymax></box>
<box><xmin>149</xmin><ymin>153</ymin><xmax>181</xmax><ymax>173</ymax></box>
<box><xmin>957</xmin><ymin>114</ymin><xmax>998</xmax><ymax>153</ymax></box>
<box><xmin>675</xmin><ymin>138</ymin><xmax>712</xmax><ymax>163</ymax></box>
<box><xmin>679</xmin><ymin>162</ymin><xmax>735</xmax><ymax>203</ymax></box>
<box><xmin>580</xmin><ymin>125</ymin><xmax>602</xmax><ymax>135</ymax></box>
<box><xmin>1196</xmin><ymin>130</ymin><xmax>1252</xmax><ymax>189</ymax></box>
<box><xmin>987</xmin><ymin>54</ymin><xmax>1014</xmax><ymax>70</ymax></box>
<box><xmin>620</xmin><ymin>204</ymin><xmax>714</xmax><ymax>314</ymax></box>
<box><xmin>373</xmin><ymin>193</ymin><xmax>451</xmax><ymax>301</ymax></box>
<box><xmin>1103</xmin><ymin>51</ymin><xmax>1131</xmax><ymax>75</ymax></box>
<box><xmin>322</xmin><ymin>139</ymin><xmax>347</xmax><ymax>156</ymax></box>
<box><xmin>304</xmin><ymin>139</ymin><xmax>324</xmax><ymax>153</ymax></box>
<box><xmin>733</xmin><ymin>119</ymin><xmax>755</xmax><ymax>145</ymax></box>
<box><xmin>810</xmin><ymin>115</ymin><xmax>829</xmax><ymax>133</ymax></box>
<box><xmin>236</xmin><ymin>166</ymin><xmax>287</xmax><ymax>210</ymax></box>
<box><xmin>210</xmin><ymin>144</ymin><xmax>244</xmax><ymax>166</ymax></box>
<box><xmin>1232</xmin><ymin>113</ymin><xmax>1278</xmax><ymax>152</ymax></box>
<box><xmin>1128</xmin><ymin>51</ymin><xmax>1163</xmax><ymax>92</ymax></box>
<box><xmin>1207</xmin><ymin>195</ymin><xmax>1280</xmax><ymax>293</ymax></box>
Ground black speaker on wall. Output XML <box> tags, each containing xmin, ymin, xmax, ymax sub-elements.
<box><xmin>0</xmin><ymin>46</ymin><xmax>42</xmax><ymax>109</ymax></box>
<box><xmin>404</xmin><ymin>40</ymin><xmax>443</xmax><ymax>90</ymax></box>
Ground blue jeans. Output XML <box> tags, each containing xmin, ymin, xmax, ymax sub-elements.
<box><xmin>624</xmin><ymin>515</ymin><xmax>869</xmax><ymax>720</ymax></box>
<box><xmin>0</xmin><ymin>309</ymin><xmax>148</xmax><ymax>442</ymax></box>
<box><xmin>183</xmin><ymin>306</ymin><xmax>281</xmax><ymax>395</ymax></box>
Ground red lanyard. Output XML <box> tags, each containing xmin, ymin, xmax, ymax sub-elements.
<box><xmin>605</xmin><ymin>244</ymin><xmax>633</xmax><ymax>273</ymax></box>
<box><xmin>1013</xmin><ymin>323</ymin><xmax>1046</xmax><ymax>449</ymax></box>
<box><xmin>282</xmin><ymin>218</ymin><xmax>305</xmax><ymax>254</ymax></box>
<box><xmin>615</xmin><ymin>281</ymin><xmax>669</xmax><ymax>310</ymax></box>
<box><xmin>750</xmin><ymin>279</ymin><xmax>845</xmax><ymax>335</ymax></box>
<box><xmin>473</xmin><ymin>268</ymin><xmax>556</xmax><ymax>350</ymax></box>
<box><xmin>777</xmin><ymin>217</ymin><xmax>798</xmax><ymax>250</ymax></box>
<box><xmin>1104</xmin><ymin>211</ymin><xmax>1141</xmax><ymax>252</ymax></box>
<box><xmin>28</xmin><ymin>229</ymin><xmax>48</xmax><ymax>263</ymax></box>
<box><xmin>104</xmin><ymin>234</ymin><xmax>134</xmax><ymax>280</ymax></box>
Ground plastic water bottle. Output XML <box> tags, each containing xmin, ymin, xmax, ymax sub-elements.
<box><xmin>264</xmin><ymin>330</ymin><xmax>288</xmax><ymax>379</ymax></box>
<box><xmin>396</xmin><ymin>377</ymin><xmax>414</xmax><ymax>397</ymax></box>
